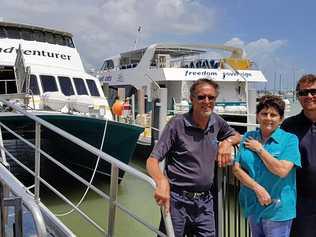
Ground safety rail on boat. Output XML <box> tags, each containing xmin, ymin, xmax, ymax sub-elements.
<box><xmin>0</xmin><ymin>98</ymin><xmax>174</xmax><ymax>237</ymax></box>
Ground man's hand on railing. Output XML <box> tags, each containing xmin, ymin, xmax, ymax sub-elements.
<box><xmin>154</xmin><ymin>176</ymin><xmax>170</xmax><ymax>213</ymax></box>
<box><xmin>217</xmin><ymin>140</ymin><xmax>233</xmax><ymax>167</ymax></box>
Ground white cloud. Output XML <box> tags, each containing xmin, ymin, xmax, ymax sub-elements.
<box><xmin>224</xmin><ymin>37</ymin><xmax>302</xmax><ymax>89</ymax></box>
<box><xmin>1</xmin><ymin>0</ymin><xmax>303</xmax><ymax>90</ymax></box>
<box><xmin>1</xmin><ymin>0</ymin><xmax>215</xmax><ymax>69</ymax></box>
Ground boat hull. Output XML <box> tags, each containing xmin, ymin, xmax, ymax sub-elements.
<box><xmin>0</xmin><ymin>114</ymin><xmax>144</xmax><ymax>180</ymax></box>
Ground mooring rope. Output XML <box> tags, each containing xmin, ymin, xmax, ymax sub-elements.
<box><xmin>54</xmin><ymin>117</ymin><xmax>109</xmax><ymax>217</ymax></box>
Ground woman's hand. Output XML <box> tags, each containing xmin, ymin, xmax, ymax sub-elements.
<box><xmin>244</xmin><ymin>137</ymin><xmax>263</xmax><ymax>153</ymax></box>
<box><xmin>254</xmin><ymin>184</ymin><xmax>272</xmax><ymax>206</ymax></box>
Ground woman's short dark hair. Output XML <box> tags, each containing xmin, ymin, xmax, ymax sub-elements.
<box><xmin>190</xmin><ymin>79</ymin><xmax>219</xmax><ymax>97</ymax></box>
<box><xmin>256</xmin><ymin>95</ymin><xmax>285</xmax><ymax>117</ymax></box>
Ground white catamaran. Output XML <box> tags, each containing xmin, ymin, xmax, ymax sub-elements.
<box><xmin>0</xmin><ymin>21</ymin><xmax>143</xmax><ymax>178</ymax></box>
<box><xmin>96</xmin><ymin>44</ymin><xmax>267</xmax><ymax>146</ymax></box>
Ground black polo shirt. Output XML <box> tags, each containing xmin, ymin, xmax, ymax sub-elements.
<box><xmin>281</xmin><ymin>111</ymin><xmax>316</xmax><ymax>199</ymax></box>
<box><xmin>151</xmin><ymin>111</ymin><xmax>235</xmax><ymax>192</ymax></box>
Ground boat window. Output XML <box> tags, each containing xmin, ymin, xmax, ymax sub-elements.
<box><xmin>33</xmin><ymin>30</ymin><xmax>45</xmax><ymax>42</ymax></box>
<box><xmin>54</xmin><ymin>34</ymin><xmax>65</xmax><ymax>46</ymax></box>
<box><xmin>0</xmin><ymin>81</ymin><xmax>17</xmax><ymax>94</ymax></box>
<box><xmin>45</xmin><ymin>32</ymin><xmax>55</xmax><ymax>44</ymax></box>
<box><xmin>103</xmin><ymin>60</ymin><xmax>114</xmax><ymax>70</ymax></box>
<box><xmin>6</xmin><ymin>27</ymin><xmax>20</xmax><ymax>39</ymax></box>
<box><xmin>29</xmin><ymin>75</ymin><xmax>40</xmax><ymax>95</ymax></box>
<box><xmin>73</xmin><ymin>77</ymin><xmax>88</xmax><ymax>95</ymax></box>
<box><xmin>20</xmin><ymin>29</ymin><xmax>33</xmax><ymax>41</ymax></box>
<box><xmin>0</xmin><ymin>27</ymin><xmax>6</xmax><ymax>38</ymax></box>
<box><xmin>58</xmin><ymin>76</ymin><xmax>75</xmax><ymax>96</ymax></box>
<box><xmin>40</xmin><ymin>75</ymin><xmax>58</xmax><ymax>92</ymax></box>
<box><xmin>0</xmin><ymin>66</ymin><xmax>17</xmax><ymax>94</ymax></box>
<box><xmin>86</xmin><ymin>79</ymin><xmax>100</xmax><ymax>96</ymax></box>
<box><xmin>6</xmin><ymin>81</ymin><xmax>18</xmax><ymax>94</ymax></box>
<box><xmin>65</xmin><ymin>36</ymin><xmax>75</xmax><ymax>48</ymax></box>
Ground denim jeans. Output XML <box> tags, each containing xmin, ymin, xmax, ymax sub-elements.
<box><xmin>159</xmin><ymin>190</ymin><xmax>215</xmax><ymax>237</ymax></box>
<box><xmin>248</xmin><ymin>216</ymin><xmax>292</xmax><ymax>237</ymax></box>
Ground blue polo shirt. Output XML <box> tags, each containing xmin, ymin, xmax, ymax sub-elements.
<box><xmin>235</xmin><ymin>127</ymin><xmax>301</xmax><ymax>222</ymax></box>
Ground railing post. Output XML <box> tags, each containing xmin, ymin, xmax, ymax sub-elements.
<box><xmin>217</xmin><ymin>167</ymin><xmax>224</xmax><ymax>237</ymax></box>
<box><xmin>247</xmin><ymin>89</ymin><xmax>257</xmax><ymax>132</ymax></box>
<box><xmin>0</xmin><ymin>126</ymin><xmax>9</xmax><ymax>166</ymax></box>
<box><xmin>4</xmin><ymin>197</ymin><xmax>23</xmax><ymax>237</ymax></box>
<box><xmin>13</xmin><ymin>197</ymin><xmax>23</xmax><ymax>237</ymax></box>
<box><xmin>0</xmin><ymin>182</ymin><xmax>5</xmax><ymax>237</ymax></box>
<box><xmin>107</xmin><ymin>164</ymin><xmax>119</xmax><ymax>237</ymax></box>
<box><xmin>34</xmin><ymin>122</ymin><xmax>41</xmax><ymax>202</ymax></box>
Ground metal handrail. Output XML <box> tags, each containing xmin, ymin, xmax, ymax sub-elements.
<box><xmin>0</xmin><ymin>100</ymin><xmax>154</xmax><ymax>186</ymax></box>
<box><xmin>0</xmin><ymin>162</ymin><xmax>47</xmax><ymax>236</ymax></box>
<box><xmin>0</xmin><ymin>98</ymin><xmax>174</xmax><ymax>236</ymax></box>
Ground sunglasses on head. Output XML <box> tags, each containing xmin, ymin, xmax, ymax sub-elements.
<box><xmin>194</xmin><ymin>95</ymin><xmax>216</xmax><ymax>101</ymax></box>
<box><xmin>297</xmin><ymin>89</ymin><xmax>316</xmax><ymax>97</ymax></box>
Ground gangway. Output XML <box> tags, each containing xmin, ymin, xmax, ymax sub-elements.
<box><xmin>0</xmin><ymin>98</ymin><xmax>174</xmax><ymax>237</ymax></box>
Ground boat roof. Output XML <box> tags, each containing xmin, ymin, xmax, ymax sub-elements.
<box><xmin>120</xmin><ymin>46</ymin><xmax>206</xmax><ymax>58</ymax></box>
<box><xmin>0</xmin><ymin>21</ymin><xmax>72</xmax><ymax>38</ymax></box>
<box><xmin>115</xmin><ymin>43</ymin><xmax>245</xmax><ymax>61</ymax></box>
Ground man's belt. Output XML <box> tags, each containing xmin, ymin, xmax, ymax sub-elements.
<box><xmin>173</xmin><ymin>189</ymin><xmax>211</xmax><ymax>199</ymax></box>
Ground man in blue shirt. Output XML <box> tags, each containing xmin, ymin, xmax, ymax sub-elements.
<box><xmin>147</xmin><ymin>79</ymin><xmax>241</xmax><ymax>236</ymax></box>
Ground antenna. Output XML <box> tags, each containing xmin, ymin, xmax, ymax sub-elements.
<box><xmin>133</xmin><ymin>26</ymin><xmax>142</xmax><ymax>50</ymax></box>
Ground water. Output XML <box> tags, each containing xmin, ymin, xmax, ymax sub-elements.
<box><xmin>286</xmin><ymin>99</ymin><xmax>302</xmax><ymax>117</ymax></box>
<box><xmin>40</xmin><ymin>157</ymin><xmax>160</xmax><ymax>237</ymax></box>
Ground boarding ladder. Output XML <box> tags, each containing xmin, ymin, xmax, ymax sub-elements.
<box><xmin>0</xmin><ymin>98</ymin><xmax>174</xmax><ymax>237</ymax></box>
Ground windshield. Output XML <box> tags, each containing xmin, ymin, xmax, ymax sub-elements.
<box><xmin>73</xmin><ymin>77</ymin><xmax>88</xmax><ymax>95</ymax></box>
<box><xmin>58</xmin><ymin>76</ymin><xmax>75</xmax><ymax>96</ymax></box>
<box><xmin>86</xmin><ymin>79</ymin><xmax>100</xmax><ymax>96</ymax></box>
<box><xmin>40</xmin><ymin>75</ymin><xmax>58</xmax><ymax>92</ymax></box>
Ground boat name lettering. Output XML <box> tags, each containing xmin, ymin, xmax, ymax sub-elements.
<box><xmin>185</xmin><ymin>70</ymin><xmax>217</xmax><ymax>77</ymax></box>
<box><xmin>0</xmin><ymin>47</ymin><xmax>71</xmax><ymax>61</ymax></box>
<box><xmin>222</xmin><ymin>71</ymin><xmax>252</xmax><ymax>78</ymax></box>
<box><xmin>101</xmin><ymin>75</ymin><xmax>112</xmax><ymax>82</ymax></box>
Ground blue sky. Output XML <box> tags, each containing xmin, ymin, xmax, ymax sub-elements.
<box><xmin>1</xmin><ymin>0</ymin><xmax>315</xmax><ymax>90</ymax></box>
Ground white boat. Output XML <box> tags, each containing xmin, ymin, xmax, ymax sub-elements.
<box><xmin>0</xmin><ymin>21</ymin><xmax>143</xmax><ymax>177</ymax></box>
<box><xmin>96</xmin><ymin>44</ymin><xmax>267</xmax><ymax>148</ymax></box>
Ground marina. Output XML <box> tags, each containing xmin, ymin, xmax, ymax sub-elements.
<box><xmin>0</xmin><ymin>21</ymin><xmax>171</xmax><ymax>236</ymax></box>
<box><xmin>0</xmin><ymin>20</ymin><xmax>305</xmax><ymax>237</ymax></box>
<box><xmin>95</xmin><ymin>43</ymin><xmax>267</xmax><ymax>151</ymax></box>
<box><xmin>0</xmin><ymin>21</ymin><xmax>143</xmax><ymax>178</ymax></box>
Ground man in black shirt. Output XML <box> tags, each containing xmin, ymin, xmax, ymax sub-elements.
<box><xmin>281</xmin><ymin>74</ymin><xmax>316</xmax><ymax>237</ymax></box>
<box><xmin>147</xmin><ymin>79</ymin><xmax>241</xmax><ymax>236</ymax></box>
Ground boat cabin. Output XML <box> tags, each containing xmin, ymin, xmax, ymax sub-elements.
<box><xmin>97</xmin><ymin>44</ymin><xmax>266</xmax><ymax>119</ymax></box>
<box><xmin>0</xmin><ymin>21</ymin><xmax>111</xmax><ymax>117</ymax></box>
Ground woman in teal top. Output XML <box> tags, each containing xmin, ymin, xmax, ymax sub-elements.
<box><xmin>233</xmin><ymin>95</ymin><xmax>301</xmax><ymax>237</ymax></box>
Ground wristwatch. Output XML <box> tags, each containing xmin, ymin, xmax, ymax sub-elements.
<box><xmin>256</xmin><ymin>146</ymin><xmax>264</xmax><ymax>154</ymax></box>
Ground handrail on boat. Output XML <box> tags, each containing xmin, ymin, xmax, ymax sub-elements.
<box><xmin>0</xmin><ymin>98</ymin><xmax>174</xmax><ymax>237</ymax></box>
